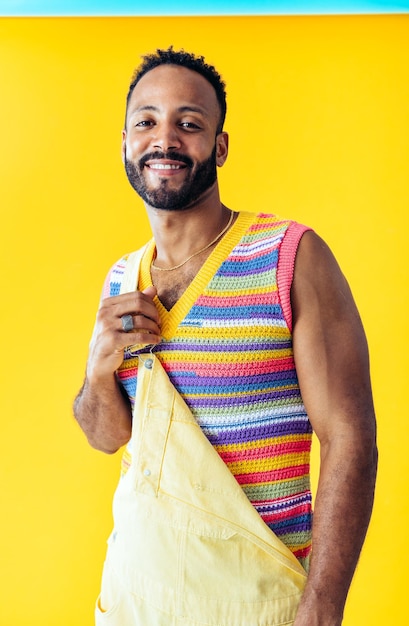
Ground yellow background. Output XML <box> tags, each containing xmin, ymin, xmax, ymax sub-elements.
<box><xmin>1</xmin><ymin>15</ymin><xmax>408</xmax><ymax>625</ymax></box>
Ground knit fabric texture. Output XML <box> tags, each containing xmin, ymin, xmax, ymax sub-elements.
<box><xmin>103</xmin><ymin>211</ymin><xmax>313</xmax><ymax>569</ymax></box>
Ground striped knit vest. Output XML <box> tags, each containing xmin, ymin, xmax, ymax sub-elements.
<box><xmin>103</xmin><ymin>211</ymin><xmax>313</xmax><ymax>570</ymax></box>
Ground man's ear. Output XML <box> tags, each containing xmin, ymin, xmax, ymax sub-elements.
<box><xmin>121</xmin><ymin>130</ymin><xmax>127</xmax><ymax>163</ymax></box>
<box><xmin>216</xmin><ymin>132</ymin><xmax>229</xmax><ymax>167</ymax></box>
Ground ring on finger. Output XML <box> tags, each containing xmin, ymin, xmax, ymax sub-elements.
<box><xmin>121</xmin><ymin>314</ymin><xmax>134</xmax><ymax>332</ymax></box>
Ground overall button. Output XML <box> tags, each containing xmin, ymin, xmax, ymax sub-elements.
<box><xmin>144</xmin><ymin>358</ymin><xmax>153</xmax><ymax>369</ymax></box>
<box><xmin>143</xmin><ymin>469</ymin><xmax>151</xmax><ymax>477</ymax></box>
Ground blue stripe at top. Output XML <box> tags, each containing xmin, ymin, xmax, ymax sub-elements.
<box><xmin>1</xmin><ymin>0</ymin><xmax>409</xmax><ymax>15</ymax></box>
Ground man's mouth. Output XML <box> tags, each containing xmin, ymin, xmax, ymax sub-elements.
<box><xmin>140</xmin><ymin>151</ymin><xmax>193</xmax><ymax>172</ymax></box>
<box><xmin>147</xmin><ymin>162</ymin><xmax>186</xmax><ymax>171</ymax></box>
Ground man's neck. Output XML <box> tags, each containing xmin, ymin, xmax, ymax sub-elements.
<box><xmin>146</xmin><ymin>191</ymin><xmax>229</xmax><ymax>271</ymax></box>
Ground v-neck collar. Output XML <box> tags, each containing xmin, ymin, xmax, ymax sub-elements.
<box><xmin>138</xmin><ymin>211</ymin><xmax>254</xmax><ymax>340</ymax></box>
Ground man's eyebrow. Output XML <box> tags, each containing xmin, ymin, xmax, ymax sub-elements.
<box><xmin>177</xmin><ymin>105</ymin><xmax>207</xmax><ymax>115</ymax></box>
<box><xmin>130</xmin><ymin>105</ymin><xmax>207</xmax><ymax>115</ymax></box>
<box><xmin>130</xmin><ymin>105</ymin><xmax>159</xmax><ymax>114</ymax></box>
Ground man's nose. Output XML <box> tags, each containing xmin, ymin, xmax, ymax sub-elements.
<box><xmin>152</xmin><ymin>122</ymin><xmax>182</xmax><ymax>152</ymax></box>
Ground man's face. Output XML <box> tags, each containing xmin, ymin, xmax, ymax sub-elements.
<box><xmin>122</xmin><ymin>65</ymin><xmax>228</xmax><ymax>211</ymax></box>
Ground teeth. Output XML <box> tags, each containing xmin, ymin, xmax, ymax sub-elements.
<box><xmin>149</xmin><ymin>164</ymin><xmax>182</xmax><ymax>170</ymax></box>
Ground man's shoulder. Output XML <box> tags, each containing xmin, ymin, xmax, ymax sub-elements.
<box><xmin>249</xmin><ymin>211</ymin><xmax>297</xmax><ymax>232</ymax></box>
<box><xmin>244</xmin><ymin>212</ymin><xmax>311</xmax><ymax>245</ymax></box>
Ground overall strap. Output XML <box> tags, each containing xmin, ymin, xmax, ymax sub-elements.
<box><xmin>119</xmin><ymin>244</ymin><xmax>149</xmax><ymax>295</ymax></box>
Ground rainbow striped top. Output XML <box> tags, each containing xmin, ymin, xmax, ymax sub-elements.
<box><xmin>103</xmin><ymin>211</ymin><xmax>313</xmax><ymax>569</ymax></box>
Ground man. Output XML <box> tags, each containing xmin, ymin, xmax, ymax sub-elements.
<box><xmin>74</xmin><ymin>48</ymin><xmax>377</xmax><ymax>625</ymax></box>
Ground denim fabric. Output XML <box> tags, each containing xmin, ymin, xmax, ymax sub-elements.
<box><xmin>95</xmin><ymin>352</ymin><xmax>306</xmax><ymax>626</ymax></box>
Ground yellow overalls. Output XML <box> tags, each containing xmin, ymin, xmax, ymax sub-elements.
<box><xmin>95</xmin><ymin>250</ymin><xmax>307</xmax><ymax>626</ymax></box>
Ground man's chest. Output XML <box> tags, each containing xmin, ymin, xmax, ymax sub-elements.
<box><xmin>150</xmin><ymin>264</ymin><xmax>200</xmax><ymax>311</ymax></box>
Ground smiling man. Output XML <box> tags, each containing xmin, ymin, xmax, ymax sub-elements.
<box><xmin>74</xmin><ymin>48</ymin><xmax>377</xmax><ymax>626</ymax></box>
<box><xmin>123</xmin><ymin>66</ymin><xmax>222</xmax><ymax>212</ymax></box>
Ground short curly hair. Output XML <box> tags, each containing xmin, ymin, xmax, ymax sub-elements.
<box><xmin>125</xmin><ymin>47</ymin><xmax>227</xmax><ymax>134</ymax></box>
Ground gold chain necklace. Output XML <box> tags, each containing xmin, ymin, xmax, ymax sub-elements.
<box><xmin>151</xmin><ymin>210</ymin><xmax>234</xmax><ymax>272</ymax></box>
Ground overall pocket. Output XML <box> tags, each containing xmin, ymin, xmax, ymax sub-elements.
<box><xmin>181</xmin><ymin>515</ymin><xmax>303</xmax><ymax>626</ymax></box>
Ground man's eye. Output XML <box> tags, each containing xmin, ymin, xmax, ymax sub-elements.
<box><xmin>135</xmin><ymin>120</ymin><xmax>154</xmax><ymax>127</ymax></box>
<box><xmin>180</xmin><ymin>122</ymin><xmax>201</xmax><ymax>130</ymax></box>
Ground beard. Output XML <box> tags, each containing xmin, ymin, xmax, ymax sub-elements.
<box><xmin>124</xmin><ymin>146</ymin><xmax>217</xmax><ymax>211</ymax></box>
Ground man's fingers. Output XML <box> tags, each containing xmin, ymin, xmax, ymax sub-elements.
<box><xmin>118</xmin><ymin>313</ymin><xmax>161</xmax><ymax>343</ymax></box>
<box><xmin>100</xmin><ymin>291</ymin><xmax>161</xmax><ymax>327</ymax></box>
<box><xmin>142</xmin><ymin>285</ymin><xmax>158</xmax><ymax>299</ymax></box>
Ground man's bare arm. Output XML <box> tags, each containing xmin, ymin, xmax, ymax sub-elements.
<box><xmin>73</xmin><ymin>286</ymin><xmax>161</xmax><ymax>453</ymax></box>
<box><xmin>291</xmin><ymin>232</ymin><xmax>378</xmax><ymax>626</ymax></box>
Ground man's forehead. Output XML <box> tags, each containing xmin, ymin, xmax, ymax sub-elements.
<box><xmin>130</xmin><ymin>64</ymin><xmax>219</xmax><ymax>111</ymax></box>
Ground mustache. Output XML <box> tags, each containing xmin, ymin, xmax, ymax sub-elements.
<box><xmin>138</xmin><ymin>151</ymin><xmax>194</xmax><ymax>169</ymax></box>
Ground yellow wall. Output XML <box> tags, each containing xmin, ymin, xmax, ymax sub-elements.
<box><xmin>0</xmin><ymin>15</ymin><xmax>407</xmax><ymax>625</ymax></box>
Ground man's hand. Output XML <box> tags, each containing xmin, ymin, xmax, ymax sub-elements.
<box><xmin>87</xmin><ymin>285</ymin><xmax>161</xmax><ymax>383</ymax></box>
<box><xmin>74</xmin><ymin>286</ymin><xmax>161</xmax><ymax>453</ymax></box>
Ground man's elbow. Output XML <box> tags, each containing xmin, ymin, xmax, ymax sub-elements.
<box><xmin>84</xmin><ymin>426</ymin><xmax>131</xmax><ymax>455</ymax></box>
<box><xmin>86</xmin><ymin>435</ymin><xmax>122</xmax><ymax>455</ymax></box>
